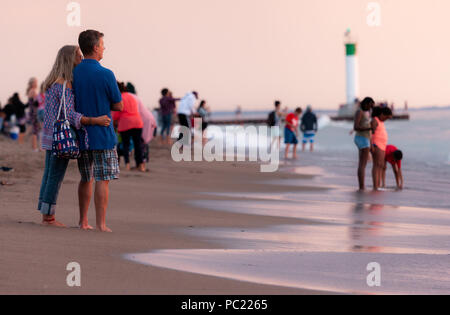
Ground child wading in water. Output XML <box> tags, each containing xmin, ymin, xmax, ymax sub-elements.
<box><xmin>353</xmin><ymin>97</ymin><xmax>374</xmax><ymax>191</ymax></box>
<box><xmin>371</xmin><ymin>106</ymin><xmax>393</xmax><ymax>191</ymax></box>
<box><xmin>383</xmin><ymin>145</ymin><xmax>404</xmax><ymax>190</ymax></box>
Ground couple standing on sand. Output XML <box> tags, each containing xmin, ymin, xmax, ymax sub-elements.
<box><xmin>37</xmin><ymin>30</ymin><xmax>123</xmax><ymax>232</ymax></box>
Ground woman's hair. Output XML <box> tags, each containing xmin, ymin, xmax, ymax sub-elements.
<box><xmin>199</xmin><ymin>100</ymin><xmax>206</xmax><ymax>108</ymax></box>
<box><xmin>126</xmin><ymin>82</ymin><xmax>136</xmax><ymax>94</ymax></box>
<box><xmin>161</xmin><ymin>88</ymin><xmax>169</xmax><ymax>96</ymax></box>
<box><xmin>360</xmin><ymin>97</ymin><xmax>374</xmax><ymax>112</ymax></box>
<box><xmin>117</xmin><ymin>81</ymin><xmax>127</xmax><ymax>93</ymax></box>
<box><xmin>381</xmin><ymin>107</ymin><xmax>393</xmax><ymax>117</ymax></box>
<box><xmin>371</xmin><ymin>106</ymin><xmax>382</xmax><ymax>118</ymax></box>
<box><xmin>371</xmin><ymin>106</ymin><xmax>392</xmax><ymax>118</ymax></box>
<box><xmin>43</xmin><ymin>45</ymin><xmax>79</xmax><ymax>92</ymax></box>
<box><xmin>26</xmin><ymin>77</ymin><xmax>37</xmax><ymax>95</ymax></box>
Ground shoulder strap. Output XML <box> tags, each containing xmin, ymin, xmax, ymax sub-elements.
<box><xmin>56</xmin><ymin>81</ymin><xmax>67</xmax><ymax>120</ymax></box>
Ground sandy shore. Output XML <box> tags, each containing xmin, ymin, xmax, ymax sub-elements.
<box><xmin>0</xmin><ymin>136</ymin><xmax>330</xmax><ymax>295</ymax></box>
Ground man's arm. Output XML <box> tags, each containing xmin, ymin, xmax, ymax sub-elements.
<box><xmin>111</xmin><ymin>101</ymin><xmax>123</xmax><ymax>112</ymax></box>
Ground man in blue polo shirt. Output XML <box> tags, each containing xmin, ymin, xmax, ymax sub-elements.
<box><xmin>73</xmin><ymin>30</ymin><xmax>123</xmax><ymax>233</ymax></box>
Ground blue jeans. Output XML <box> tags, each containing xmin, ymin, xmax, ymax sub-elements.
<box><xmin>38</xmin><ymin>151</ymin><xmax>69</xmax><ymax>216</ymax></box>
<box><xmin>160</xmin><ymin>114</ymin><xmax>172</xmax><ymax>138</ymax></box>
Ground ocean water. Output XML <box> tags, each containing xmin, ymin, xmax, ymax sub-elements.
<box><xmin>127</xmin><ymin>109</ymin><xmax>450</xmax><ymax>294</ymax></box>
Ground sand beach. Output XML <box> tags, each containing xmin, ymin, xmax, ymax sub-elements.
<box><xmin>0</xmin><ymin>136</ymin><xmax>328</xmax><ymax>294</ymax></box>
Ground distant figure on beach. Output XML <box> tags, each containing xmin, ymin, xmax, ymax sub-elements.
<box><xmin>284</xmin><ymin>107</ymin><xmax>302</xmax><ymax>159</ymax></box>
<box><xmin>73</xmin><ymin>30</ymin><xmax>124</xmax><ymax>232</ymax></box>
<box><xmin>0</xmin><ymin>105</ymin><xmax>4</xmax><ymax>133</ymax></box>
<box><xmin>26</xmin><ymin>77</ymin><xmax>41</xmax><ymax>152</ymax></box>
<box><xmin>197</xmin><ymin>100</ymin><xmax>210</xmax><ymax>131</ymax></box>
<box><xmin>37</xmin><ymin>45</ymin><xmax>111</xmax><ymax>228</ymax></box>
<box><xmin>5</xmin><ymin>93</ymin><xmax>27</xmax><ymax>143</ymax></box>
<box><xmin>371</xmin><ymin>106</ymin><xmax>393</xmax><ymax>191</ymax></box>
<box><xmin>354</xmin><ymin>97</ymin><xmax>374</xmax><ymax>191</ymax></box>
<box><xmin>177</xmin><ymin>91</ymin><xmax>198</xmax><ymax>144</ymax></box>
<box><xmin>112</xmin><ymin>82</ymin><xmax>145</xmax><ymax>172</ymax></box>
<box><xmin>128</xmin><ymin>82</ymin><xmax>157</xmax><ymax>167</ymax></box>
<box><xmin>300</xmin><ymin>105</ymin><xmax>318</xmax><ymax>152</ymax></box>
<box><xmin>235</xmin><ymin>105</ymin><xmax>242</xmax><ymax>119</ymax></box>
<box><xmin>382</xmin><ymin>145</ymin><xmax>404</xmax><ymax>190</ymax></box>
<box><xmin>159</xmin><ymin>88</ymin><xmax>180</xmax><ymax>145</ymax></box>
<box><xmin>268</xmin><ymin>100</ymin><xmax>283</xmax><ymax>149</ymax></box>
<box><xmin>37</xmin><ymin>83</ymin><xmax>46</xmax><ymax>139</ymax></box>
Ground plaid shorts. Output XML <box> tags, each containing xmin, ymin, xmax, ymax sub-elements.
<box><xmin>77</xmin><ymin>149</ymin><xmax>120</xmax><ymax>182</ymax></box>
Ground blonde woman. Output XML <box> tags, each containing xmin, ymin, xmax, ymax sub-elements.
<box><xmin>38</xmin><ymin>45</ymin><xmax>111</xmax><ymax>227</ymax></box>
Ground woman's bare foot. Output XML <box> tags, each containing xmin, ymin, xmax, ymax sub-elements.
<box><xmin>125</xmin><ymin>163</ymin><xmax>131</xmax><ymax>171</ymax></box>
<box><xmin>138</xmin><ymin>164</ymin><xmax>147</xmax><ymax>172</ymax></box>
<box><xmin>97</xmin><ymin>225</ymin><xmax>112</xmax><ymax>233</ymax></box>
<box><xmin>42</xmin><ymin>215</ymin><xmax>66</xmax><ymax>228</ymax></box>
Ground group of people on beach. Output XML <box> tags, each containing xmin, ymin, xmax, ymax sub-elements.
<box><xmin>0</xmin><ymin>79</ymin><xmax>45</xmax><ymax>151</ymax></box>
<box><xmin>0</xmin><ymin>29</ymin><xmax>407</xmax><ymax>234</ymax></box>
<box><xmin>158</xmin><ymin>88</ymin><xmax>211</xmax><ymax>146</ymax></box>
<box><xmin>353</xmin><ymin>97</ymin><xmax>404</xmax><ymax>191</ymax></box>
<box><xmin>0</xmin><ymin>29</ymin><xmax>215</xmax><ymax>232</ymax></box>
<box><xmin>267</xmin><ymin>101</ymin><xmax>318</xmax><ymax>159</ymax></box>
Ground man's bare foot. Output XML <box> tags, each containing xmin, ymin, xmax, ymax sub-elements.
<box><xmin>42</xmin><ymin>216</ymin><xmax>66</xmax><ymax>228</ymax></box>
<box><xmin>79</xmin><ymin>224</ymin><xmax>94</xmax><ymax>230</ymax></box>
<box><xmin>97</xmin><ymin>225</ymin><xmax>112</xmax><ymax>233</ymax></box>
<box><xmin>125</xmin><ymin>164</ymin><xmax>131</xmax><ymax>171</ymax></box>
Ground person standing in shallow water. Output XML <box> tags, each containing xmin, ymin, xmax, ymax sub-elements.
<box><xmin>353</xmin><ymin>97</ymin><xmax>374</xmax><ymax>191</ymax></box>
<box><xmin>300</xmin><ymin>105</ymin><xmax>318</xmax><ymax>152</ymax></box>
<box><xmin>371</xmin><ymin>106</ymin><xmax>393</xmax><ymax>191</ymax></box>
<box><xmin>73</xmin><ymin>30</ymin><xmax>124</xmax><ymax>232</ymax></box>
<box><xmin>284</xmin><ymin>107</ymin><xmax>302</xmax><ymax>159</ymax></box>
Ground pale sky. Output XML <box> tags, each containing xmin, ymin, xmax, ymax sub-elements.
<box><xmin>1</xmin><ymin>0</ymin><xmax>449</xmax><ymax>110</ymax></box>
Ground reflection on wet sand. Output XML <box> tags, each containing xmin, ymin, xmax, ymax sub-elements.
<box><xmin>350</xmin><ymin>203</ymin><xmax>385</xmax><ymax>253</ymax></box>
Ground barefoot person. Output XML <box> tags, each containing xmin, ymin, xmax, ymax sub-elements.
<box><xmin>382</xmin><ymin>145</ymin><xmax>404</xmax><ymax>190</ymax></box>
<box><xmin>37</xmin><ymin>45</ymin><xmax>111</xmax><ymax>227</ymax></box>
<box><xmin>371</xmin><ymin>106</ymin><xmax>392</xmax><ymax>191</ymax></box>
<box><xmin>112</xmin><ymin>82</ymin><xmax>145</xmax><ymax>172</ymax></box>
<box><xmin>73</xmin><ymin>30</ymin><xmax>123</xmax><ymax>232</ymax></box>
<box><xmin>284</xmin><ymin>107</ymin><xmax>302</xmax><ymax>159</ymax></box>
<box><xmin>354</xmin><ymin>97</ymin><xmax>374</xmax><ymax>190</ymax></box>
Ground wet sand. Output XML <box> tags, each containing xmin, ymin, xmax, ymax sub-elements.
<box><xmin>0</xmin><ymin>136</ymin><xmax>327</xmax><ymax>294</ymax></box>
<box><xmin>124</xmin><ymin>162</ymin><xmax>450</xmax><ymax>294</ymax></box>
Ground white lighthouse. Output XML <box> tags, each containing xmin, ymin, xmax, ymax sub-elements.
<box><xmin>339</xmin><ymin>29</ymin><xmax>360</xmax><ymax>117</ymax></box>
